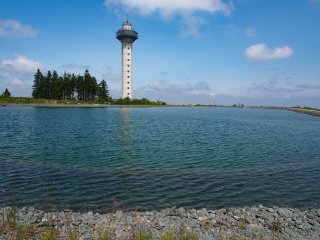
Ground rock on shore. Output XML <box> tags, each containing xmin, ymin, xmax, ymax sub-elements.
<box><xmin>1</xmin><ymin>205</ymin><xmax>320</xmax><ymax>239</ymax></box>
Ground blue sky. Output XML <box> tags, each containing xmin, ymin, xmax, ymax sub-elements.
<box><xmin>0</xmin><ymin>0</ymin><xmax>320</xmax><ymax>107</ymax></box>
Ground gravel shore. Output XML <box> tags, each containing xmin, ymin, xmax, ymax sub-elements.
<box><xmin>1</xmin><ymin>206</ymin><xmax>320</xmax><ymax>239</ymax></box>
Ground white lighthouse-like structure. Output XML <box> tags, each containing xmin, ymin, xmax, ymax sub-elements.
<box><xmin>116</xmin><ymin>18</ymin><xmax>138</xmax><ymax>99</ymax></box>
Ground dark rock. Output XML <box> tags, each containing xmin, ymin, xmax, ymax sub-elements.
<box><xmin>216</xmin><ymin>209</ymin><xmax>227</xmax><ymax>215</ymax></box>
<box><xmin>30</xmin><ymin>215</ymin><xmax>39</xmax><ymax>224</ymax></box>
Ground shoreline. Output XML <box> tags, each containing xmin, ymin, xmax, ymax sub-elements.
<box><xmin>289</xmin><ymin>107</ymin><xmax>320</xmax><ymax>117</ymax></box>
<box><xmin>1</xmin><ymin>103</ymin><xmax>172</xmax><ymax>108</ymax></box>
<box><xmin>2</xmin><ymin>104</ymin><xmax>320</xmax><ymax>118</ymax></box>
<box><xmin>1</xmin><ymin>205</ymin><xmax>319</xmax><ymax>239</ymax></box>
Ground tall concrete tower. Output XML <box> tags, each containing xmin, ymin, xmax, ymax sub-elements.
<box><xmin>116</xmin><ymin>18</ymin><xmax>138</xmax><ymax>99</ymax></box>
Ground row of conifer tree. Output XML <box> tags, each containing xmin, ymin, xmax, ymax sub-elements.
<box><xmin>32</xmin><ymin>69</ymin><xmax>110</xmax><ymax>103</ymax></box>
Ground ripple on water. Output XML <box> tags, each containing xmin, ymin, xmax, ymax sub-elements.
<box><xmin>0</xmin><ymin>107</ymin><xmax>320</xmax><ymax>211</ymax></box>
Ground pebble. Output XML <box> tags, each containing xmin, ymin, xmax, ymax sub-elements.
<box><xmin>0</xmin><ymin>206</ymin><xmax>319</xmax><ymax>239</ymax></box>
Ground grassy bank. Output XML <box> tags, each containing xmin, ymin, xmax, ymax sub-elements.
<box><xmin>0</xmin><ymin>97</ymin><xmax>97</xmax><ymax>105</ymax></box>
<box><xmin>0</xmin><ymin>97</ymin><xmax>166</xmax><ymax>106</ymax></box>
<box><xmin>289</xmin><ymin>107</ymin><xmax>320</xmax><ymax>117</ymax></box>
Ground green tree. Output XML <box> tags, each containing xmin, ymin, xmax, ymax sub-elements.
<box><xmin>31</xmin><ymin>69</ymin><xmax>111</xmax><ymax>102</ymax></box>
<box><xmin>51</xmin><ymin>70</ymin><xmax>59</xmax><ymax>99</ymax></box>
<box><xmin>83</xmin><ymin>69</ymin><xmax>97</xmax><ymax>101</ymax></box>
<box><xmin>56</xmin><ymin>76</ymin><xmax>64</xmax><ymax>100</ymax></box>
<box><xmin>2</xmin><ymin>88</ymin><xmax>11</xmax><ymax>98</ymax></box>
<box><xmin>76</xmin><ymin>75</ymin><xmax>84</xmax><ymax>100</ymax></box>
<box><xmin>43</xmin><ymin>71</ymin><xmax>52</xmax><ymax>99</ymax></box>
<box><xmin>97</xmin><ymin>79</ymin><xmax>109</xmax><ymax>103</ymax></box>
<box><xmin>70</xmin><ymin>74</ymin><xmax>77</xmax><ymax>100</ymax></box>
<box><xmin>32</xmin><ymin>69</ymin><xmax>44</xmax><ymax>98</ymax></box>
<box><xmin>63</xmin><ymin>72</ymin><xmax>72</xmax><ymax>100</ymax></box>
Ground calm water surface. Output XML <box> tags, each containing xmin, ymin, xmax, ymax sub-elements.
<box><xmin>0</xmin><ymin>107</ymin><xmax>319</xmax><ymax>211</ymax></box>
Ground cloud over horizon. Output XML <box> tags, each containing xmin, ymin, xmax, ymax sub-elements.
<box><xmin>144</xmin><ymin>80</ymin><xmax>216</xmax><ymax>97</ymax></box>
<box><xmin>0</xmin><ymin>19</ymin><xmax>38</xmax><ymax>38</ymax></box>
<box><xmin>0</xmin><ymin>55</ymin><xmax>43</xmax><ymax>73</ymax></box>
<box><xmin>105</xmin><ymin>0</ymin><xmax>233</xmax><ymax>37</ymax></box>
<box><xmin>0</xmin><ymin>55</ymin><xmax>43</xmax><ymax>96</ymax></box>
<box><xmin>245</xmin><ymin>44</ymin><xmax>294</xmax><ymax>61</ymax></box>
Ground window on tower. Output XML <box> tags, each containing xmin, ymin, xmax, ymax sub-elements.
<box><xmin>127</xmin><ymin>82</ymin><xmax>130</xmax><ymax>84</ymax></box>
<box><xmin>127</xmin><ymin>87</ymin><xmax>130</xmax><ymax>89</ymax></box>
<box><xmin>127</xmin><ymin>76</ymin><xmax>130</xmax><ymax>78</ymax></box>
<box><xmin>127</xmin><ymin>64</ymin><xmax>130</xmax><ymax>67</ymax></box>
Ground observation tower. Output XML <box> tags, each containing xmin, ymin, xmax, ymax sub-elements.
<box><xmin>116</xmin><ymin>18</ymin><xmax>138</xmax><ymax>99</ymax></box>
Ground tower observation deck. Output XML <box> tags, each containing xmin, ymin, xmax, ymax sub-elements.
<box><xmin>116</xmin><ymin>18</ymin><xmax>138</xmax><ymax>99</ymax></box>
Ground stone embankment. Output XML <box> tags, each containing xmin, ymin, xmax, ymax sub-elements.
<box><xmin>1</xmin><ymin>206</ymin><xmax>320</xmax><ymax>239</ymax></box>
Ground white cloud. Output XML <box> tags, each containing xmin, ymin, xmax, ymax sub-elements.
<box><xmin>178</xmin><ymin>14</ymin><xmax>206</xmax><ymax>38</ymax></box>
<box><xmin>60</xmin><ymin>63</ymin><xmax>91</xmax><ymax>70</ymax></box>
<box><xmin>245</xmin><ymin>27</ymin><xmax>256</xmax><ymax>38</ymax></box>
<box><xmin>296</xmin><ymin>83</ymin><xmax>320</xmax><ymax>90</ymax></box>
<box><xmin>0</xmin><ymin>19</ymin><xmax>38</xmax><ymax>38</ymax></box>
<box><xmin>0</xmin><ymin>55</ymin><xmax>43</xmax><ymax>73</ymax></box>
<box><xmin>12</xmin><ymin>78</ymin><xmax>24</xmax><ymax>86</ymax></box>
<box><xmin>0</xmin><ymin>56</ymin><xmax>43</xmax><ymax>96</ymax></box>
<box><xmin>310</xmin><ymin>0</ymin><xmax>320</xmax><ymax>5</ymax></box>
<box><xmin>101</xmin><ymin>72</ymin><xmax>121</xmax><ymax>82</ymax></box>
<box><xmin>145</xmin><ymin>80</ymin><xmax>216</xmax><ymax>96</ymax></box>
<box><xmin>245</xmin><ymin>44</ymin><xmax>294</xmax><ymax>60</ymax></box>
<box><xmin>105</xmin><ymin>0</ymin><xmax>233</xmax><ymax>37</ymax></box>
<box><xmin>226</xmin><ymin>25</ymin><xmax>256</xmax><ymax>38</ymax></box>
<box><xmin>106</xmin><ymin>0</ymin><xmax>232</xmax><ymax>14</ymax></box>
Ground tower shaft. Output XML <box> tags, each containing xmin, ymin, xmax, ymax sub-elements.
<box><xmin>121</xmin><ymin>42</ymin><xmax>132</xmax><ymax>99</ymax></box>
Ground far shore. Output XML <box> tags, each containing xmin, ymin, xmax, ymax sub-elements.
<box><xmin>1</xmin><ymin>103</ymin><xmax>173</xmax><ymax>108</ymax></box>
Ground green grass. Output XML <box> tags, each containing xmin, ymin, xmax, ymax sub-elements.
<box><xmin>238</xmin><ymin>218</ymin><xmax>248</xmax><ymax>230</ymax></box>
<box><xmin>0</xmin><ymin>96</ymin><xmax>167</xmax><ymax>106</ymax></box>
<box><xmin>179</xmin><ymin>232</ymin><xmax>198</xmax><ymax>240</ymax></box>
<box><xmin>161</xmin><ymin>231</ymin><xmax>176</xmax><ymax>240</ymax></box>
<box><xmin>291</xmin><ymin>106</ymin><xmax>320</xmax><ymax>111</ymax></box>
<box><xmin>16</xmin><ymin>225</ymin><xmax>37</xmax><ymax>240</ymax></box>
<box><xmin>160</xmin><ymin>231</ymin><xmax>200</xmax><ymax>240</ymax></box>
<box><xmin>38</xmin><ymin>228</ymin><xmax>58</xmax><ymax>240</ymax></box>
<box><xmin>97</xmin><ymin>231</ymin><xmax>113</xmax><ymax>240</ymax></box>
<box><xmin>269</xmin><ymin>221</ymin><xmax>282</xmax><ymax>232</ymax></box>
<box><xmin>0</xmin><ymin>96</ymin><xmax>98</xmax><ymax>105</ymax></box>
<box><xmin>133</xmin><ymin>231</ymin><xmax>152</xmax><ymax>240</ymax></box>
<box><xmin>0</xmin><ymin>206</ymin><xmax>17</xmax><ymax>233</ymax></box>
<box><xmin>67</xmin><ymin>228</ymin><xmax>78</xmax><ymax>240</ymax></box>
